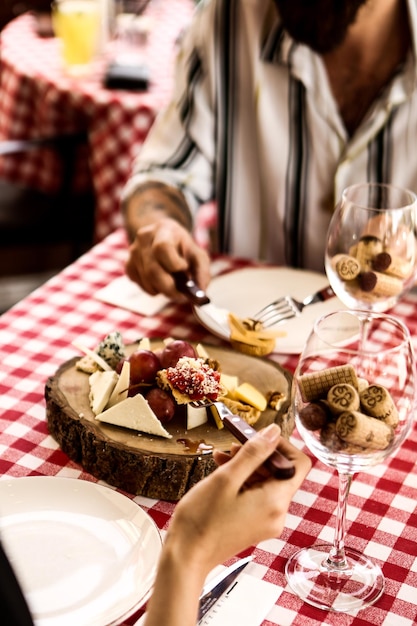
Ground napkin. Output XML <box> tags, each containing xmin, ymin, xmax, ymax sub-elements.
<box><xmin>133</xmin><ymin>573</ymin><xmax>280</xmax><ymax>626</ymax></box>
<box><xmin>94</xmin><ymin>260</ymin><xmax>233</xmax><ymax>316</ymax></box>
<box><xmin>95</xmin><ymin>275</ymin><xmax>169</xmax><ymax>316</ymax></box>
<box><xmin>198</xmin><ymin>573</ymin><xmax>280</xmax><ymax>626</ymax></box>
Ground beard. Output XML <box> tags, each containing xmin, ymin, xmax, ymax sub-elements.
<box><xmin>273</xmin><ymin>0</ymin><xmax>369</xmax><ymax>53</ymax></box>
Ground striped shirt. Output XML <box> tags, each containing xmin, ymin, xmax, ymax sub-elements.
<box><xmin>123</xmin><ymin>0</ymin><xmax>417</xmax><ymax>273</ymax></box>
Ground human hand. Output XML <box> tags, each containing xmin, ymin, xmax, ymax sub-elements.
<box><xmin>166</xmin><ymin>424</ymin><xmax>311</xmax><ymax>575</ymax></box>
<box><xmin>125</xmin><ymin>217</ymin><xmax>211</xmax><ymax>300</ymax></box>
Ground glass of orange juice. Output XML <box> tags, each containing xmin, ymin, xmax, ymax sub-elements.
<box><xmin>52</xmin><ymin>0</ymin><xmax>101</xmax><ymax>75</ymax></box>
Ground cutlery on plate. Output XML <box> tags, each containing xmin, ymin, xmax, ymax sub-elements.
<box><xmin>198</xmin><ymin>556</ymin><xmax>252</xmax><ymax>623</ymax></box>
<box><xmin>251</xmin><ymin>285</ymin><xmax>335</xmax><ymax>327</ymax></box>
<box><xmin>190</xmin><ymin>400</ymin><xmax>295</xmax><ymax>480</ymax></box>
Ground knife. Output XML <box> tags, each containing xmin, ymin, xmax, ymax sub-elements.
<box><xmin>173</xmin><ymin>271</ymin><xmax>211</xmax><ymax>306</ymax></box>
<box><xmin>173</xmin><ymin>270</ymin><xmax>231</xmax><ymax>336</ymax></box>
<box><xmin>198</xmin><ymin>556</ymin><xmax>252</xmax><ymax>623</ymax></box>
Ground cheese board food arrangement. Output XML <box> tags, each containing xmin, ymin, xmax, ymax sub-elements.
<box><xmin>45</xmin><ymin>332</ymin><xmax>294</xmax><ymax>500</ymax></box>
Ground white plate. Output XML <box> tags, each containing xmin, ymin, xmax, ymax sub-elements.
<box><xmin>0</xmin><ymin>477</ymin><xmax>162</xmax><ymax>626</ymax></box>
<box><xmin>194</xmin><ymin>267</ymin><xmax>343</xmax><ymax>354</ymax></box>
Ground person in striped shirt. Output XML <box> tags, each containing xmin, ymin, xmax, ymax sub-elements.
<box><xmin>122</xmin><ymin>0</ymin><xmax>415</xmax><ymax>300</ymax></box>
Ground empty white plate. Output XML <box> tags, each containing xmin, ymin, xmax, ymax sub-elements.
<box><xmin>0</xmin><ymin>477</ymin><xmax>162</xmax><ymax>626</ymax></box>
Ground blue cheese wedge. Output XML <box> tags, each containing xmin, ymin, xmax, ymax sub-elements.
<box><xmin>96</xmin><ymin>395</ymin><xmax>172</xmax><ymax>438</ymax></box>
<box><xmin>96</xmin><ymin>331</ymin><xmax>125</xmax><ymax>369</ymax></box>
<box><xmin>106</xmin><ymin>360</ymin><xmax>130</xmax><ymax>409</ymax></box>
<box><xmin>89</xmin><ymin>370</ymin><xmax>119</xmax><ymax>415</ymax></box>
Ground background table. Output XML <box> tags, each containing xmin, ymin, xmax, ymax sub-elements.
<box><xmin>0</xmin><ymin>229</ymin><xmax>416</xmax><ymax>625</ymax></box>
<box><xmin>0</xmin><ymin>1</ymin><xmax>194</xmax><ymax>242</ymax></box>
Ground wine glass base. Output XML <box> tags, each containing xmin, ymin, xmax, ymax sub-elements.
<box><xmin>285</xmin><ymin>544</ymin><xmax>384</xmax><ymax>612</ymax></box>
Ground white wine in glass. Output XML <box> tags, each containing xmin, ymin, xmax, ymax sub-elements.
<box><xmin>325</xmin><ymin>183</ymin><xmax>417</xmax><ymax>313</ymax></box>
<box><xmin>285</xmin><ymin>309</ymin><xmax>416</xmax><ymax>612</ymax></box>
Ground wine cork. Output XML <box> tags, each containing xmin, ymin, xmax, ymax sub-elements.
<box><xmin>371</xmin><ymin>251</ymin><xmax>392</xmax><ymax>272</ymax></box>
<box><xmin>359</xmin><ymin>384</ymin><xmax>399</xmax><ymax>427</ymax></box>
<box><xmin>333</xmin><ymin>254</ymin><xmax>361</xmax><ymax>281</ymax></box>
<box><xmin>335</xmin><ymin>411</ymin><xmax>394</xmax><ymax>450</ymax></box>
<box><xmin>320</xmin><ymin>422</ymin><xmax>366</xmax><ymax>454</ymax></box>
<box><xmin>357</xmin><ymin>377</ymin><xmax>369</xmax><ymax>393</ymax></box>
<box><xmin>355</xmin><ymin>236</ymin><xmax>383</xmax><ymax>270</ymax></box>
<box><xmin>383</xmin><ymin>256</ymin><xmax>413</xmax><ymax>280</ymax></box>
<box><xmin>327</xmin><ymin>383</ymin><xmax>360</xmax><ymax>415</ymax></box>
<box><xmin>369</xmin><ymin>271</ymin><xmax>404</xmax><ymax>297</ymax></box>
<box><xmin>298</xmin><ymin>365</ymin><xmax>358</xmax><ymax>402</ymax></box>
<box><xmin>299</xmin><ymin>402</ymin><xmax>329</xmax><ymax>430</ymax></box>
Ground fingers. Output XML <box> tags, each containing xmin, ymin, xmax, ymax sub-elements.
<box><xmin>217</xmin><ymin>424</ymin><xmax>283</xmax><ymax>489</ymax></box>
<box><xmin>213</xmin><ymin>428</ymin><xmax>312</xmax><ymax>489</ymax></box>
<box><xmin>125</xmin><ymin>218</ymin><xmax>211</xmax><ymax>299</ymax></box>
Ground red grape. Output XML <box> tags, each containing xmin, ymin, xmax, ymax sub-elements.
<box><xmin>160</xmin><ymin>340</ymin><xmax>197</xmax><ymax>369</ymax></box>
<box><xmin>146</xmin><ymin>387</ymin><xmax>176</xmax><ymax>423</ymax></box>
<box><xmin>129</xmin><ymin>349</ymin><xmax>161</xmax><ymax>386</ymax></box>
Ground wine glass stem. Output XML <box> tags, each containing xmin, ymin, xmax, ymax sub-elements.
<box><xmin>325</xmin><ymin>472</ymin><xmax>353</xmax><ymax>570</ymax></box>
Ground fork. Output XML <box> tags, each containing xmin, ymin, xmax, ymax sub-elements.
<box><xmin>252</xmin><ymin>285</ymin><xmax>335</xmax><ymax>328</ymax></box>
<box><xmin>189</xmin><ymin>399</ymin><xmax>295</xmax><ymax>479</ymax></box>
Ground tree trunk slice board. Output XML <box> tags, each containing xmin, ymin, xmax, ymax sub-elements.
<box><xmin>45</xmin><ymin>340</ymin><xmax>293</xmax><ymax>501</ymax></box>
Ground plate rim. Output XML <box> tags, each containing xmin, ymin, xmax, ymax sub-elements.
<box><xmin>0</xmin><ymin>476</ymin><xmax>162</xmax><ymax>626</ymax></box>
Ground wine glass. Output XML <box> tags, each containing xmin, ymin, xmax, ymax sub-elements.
<box><xmin>325</xmin><ymin>182</ymin><xmax>417</xmax><ymax>314</ymax></box>
<box><xmin>285</xmin><ymin>309</ymin><xmax>416</xmax><ymax>612</ymax></box>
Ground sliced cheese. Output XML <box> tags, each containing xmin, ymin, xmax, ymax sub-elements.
<box><xmin>187</xmin><ymin>404</ymin><xmax>208</xmax><ymax>430</ymax></box>
<box><xmin>233</xmin><ymin>382</ymin><xmax>267</xmax><ymax>412</ymax></box>
<box><xmin>196</xmin><ymin>343</ymin><xmax>210</xmax><ymax>359</ymax></box>
<box><xmin>106</xmin><ymin>360</ymin><xmax>130</xmax><ymax>409</ymax></box>
<box><xmin>220</xmin><ymin>373</ymin><xmax>239</xmax><ymax>397</ymax></box>
<box><xmin>209</xmin><ymin>405</ymin><xmax>224</xmax><ymax>430</ymax></box>
<box><xmin>89</xmin><ymin>370</ymin><xmax>118</xmax><ymax>415</ymax></box>
<box><xmin>96</xmin><ymin>394</ymin><xmax>172</xmax><ymax>439</ymax></box>
<box><xmin>137</xmin><ymin>337</ymin><xmax>151</xmax><ymax>351</ymax></box>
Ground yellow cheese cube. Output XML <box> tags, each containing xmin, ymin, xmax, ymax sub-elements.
<box><xmin>233</xmin><ymin>382</ymin><xmax>267</xmax><ymax>411</ymax></box>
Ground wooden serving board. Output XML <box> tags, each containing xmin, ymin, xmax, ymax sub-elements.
<box><xmin>45</xmin><ymin>340</ymin><xmax>293</xmax><ymax>501</ymax></box>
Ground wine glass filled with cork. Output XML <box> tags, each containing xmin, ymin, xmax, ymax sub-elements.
<box><xmin>285</xmin><ymin>309</ymin><xmax>416</xmax><ymax>612</ymax></box>
<box><xmin>325</xmin><ymin>183</ymin><xmax>417</xmax><ymax>314</ymax></box>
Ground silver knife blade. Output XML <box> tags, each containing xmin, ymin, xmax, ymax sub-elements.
<box><xmin>197</xmin><ymin>556</ymin><xmax>252</xmax><ymax>623</ymax></box>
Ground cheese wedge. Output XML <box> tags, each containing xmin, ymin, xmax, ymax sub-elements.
<box><xmin>89</xmin><ymin>370</ymin><xmax>119</xmax><ymax>414</ymax></box>
<box><xmin>220</xmin><ymin>373</ymin><xmax>239</xmax><ymax>397</ymax></box>
<box><xmin>106</xmin><ymin>360</ymin><xmax>130</xmax><ymax>409</ymax></box>
<box><xmin>196</xmin><ymin>343</ymin><xmax>210</xmax><ymax>359</ymax></box>
<box><xmin>233</xmin><ymin>382</ymin><xmax>267</xmax><ymax>411</ymax></box>
<box><xmin>209</xmin><ymin>405</ymin><xmax>224</xmax><ymax>430</ymax></box>
<box><xmin>96</xmin><ymin>394</ymin><xmax>172</xmax><ymax>438</ymax></box>
<box><xmin>137</xmin><ymin>337</ymin><xmax>151</xmax><ymax>351</ymax></box>
<box><xmin>96</xmin><ymin>331</ymin><xmax>125</xmax><ymax>369</ymax></box>
<box><xmin>187</xmin><ymin>404</ymin><xmax>208</xmax><ymax>430</ymax></box>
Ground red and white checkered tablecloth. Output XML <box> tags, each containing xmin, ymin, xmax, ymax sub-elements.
<box><xmin>0</xmin><ymin>228</ymin><xmax>416</xmax><ymax>625</ymax></box>
<box><xmin>0</xmin><ymin>1</ymin><xmax>194</xmax><ymax>242</ymax></box>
